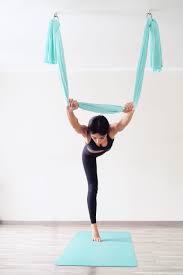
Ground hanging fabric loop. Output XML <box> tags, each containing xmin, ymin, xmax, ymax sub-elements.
<box><xmin>44</xmin><ymin>16</ymin><xmax>162</xmax><ymax>114</ymax></box>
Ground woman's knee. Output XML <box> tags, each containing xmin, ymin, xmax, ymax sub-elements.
<box><xmin>88</xmin><ymin>183</ymin><xmax>98</xmax><ymax>194</ymax></box>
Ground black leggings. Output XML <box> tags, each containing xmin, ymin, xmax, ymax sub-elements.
<box><xmin>82</xmin><ymin>148</ymin><xmax>105</xmax><ymax>224</ymax></box>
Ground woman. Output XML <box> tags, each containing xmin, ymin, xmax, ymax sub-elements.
<box><xmin>66</xmin><ymin>98</ymin><xmax>135</xmax><ymax>242</ymax></box>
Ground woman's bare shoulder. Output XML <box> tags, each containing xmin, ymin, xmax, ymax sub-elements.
<box><xmin>81</xmin><ymin>126</ymin><xmax>91</xmax><ymax>144</ymax></box>
<box><xmin>108</xmin><ymin>124</ymin><xmax>116</xmax><ymax>139</ymax></box>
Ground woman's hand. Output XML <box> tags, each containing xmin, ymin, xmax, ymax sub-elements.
<box><xmin>67</xmin><ymin>98</ymin><xmax>79</xmax><ymax>111</ymax></box>
<box><xmin>123</xmin><ymin>102</ymin><xmax>135</xmax><ymax>113</ymax></box>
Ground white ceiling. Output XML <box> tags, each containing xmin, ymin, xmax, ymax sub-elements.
<box><xmin>1</xmin><ymin>0</ymin><xmax>183</xmax><ymax>71</ymax></box>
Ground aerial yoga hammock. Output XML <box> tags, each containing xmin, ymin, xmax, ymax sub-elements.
<box><xmin>44</xmin><ymin>12</ymin><xmax>162</xmax><ymax>114</ymax></box>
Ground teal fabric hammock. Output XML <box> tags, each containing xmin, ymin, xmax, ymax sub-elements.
<box><xmin>44</xmin><ymin>16</ymin><xmax>162</xmax><ymax>114</ymax></box>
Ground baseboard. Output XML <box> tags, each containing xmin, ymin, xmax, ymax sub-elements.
<box><xmin>1</xmin><ymin>220</ymin><xmax>183</xmax><ymax>227</ymax></box>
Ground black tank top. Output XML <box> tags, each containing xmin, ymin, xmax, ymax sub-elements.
<box><xmin>86</xmin><ymin>133</ymin><xmax>114</xmax><ymax>153</ymax></box>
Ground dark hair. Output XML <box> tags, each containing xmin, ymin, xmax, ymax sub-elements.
<box><xmin>88</xmin><ymin>115</ymin><xmax>109</xmax><ymax>136</ymax></box>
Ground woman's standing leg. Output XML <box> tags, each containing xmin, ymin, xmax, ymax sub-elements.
<box><xmin>82</xmin><ymin>153</ymin><xmax>98</xmax><ymax>224</ymax></box>
<box><xmin>82</xmin><ymin>150</ymin><xmax>101</xmax><ymax>241</ymax></box>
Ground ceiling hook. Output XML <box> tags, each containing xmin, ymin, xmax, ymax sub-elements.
<box><xmin>146</xmin><ymin>9</ymin><xmax>153</xmax><ymax>19</ymax></box>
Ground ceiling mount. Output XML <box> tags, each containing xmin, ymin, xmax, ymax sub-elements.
<box><xmin>146</xmin><ymin>9</ymin><xmax>153</xmax><ymax>19</ymax></box>
<box><xmin>53</xmin><ymin>12</ymin><xmax>59</xmax><ymax>19</ymax></box>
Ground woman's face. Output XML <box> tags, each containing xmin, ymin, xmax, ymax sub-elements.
<box><xmin>90</xmin><ymin>133</ymin><xmax>107</xmax><ymax>146</ymax></box>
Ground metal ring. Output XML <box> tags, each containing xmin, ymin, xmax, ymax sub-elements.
<box><xmin>53</xmin><ymin>12</ymin><xmax>59</xmax><ymax>19</ymax></box>
<box><xmin>146</xmin><ymin>11</ymin><xmax>152</xmax><ymax>19</ymax></box>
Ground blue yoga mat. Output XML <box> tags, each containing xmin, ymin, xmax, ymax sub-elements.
<box><xmin>55</xmin><ymin>231</ymin><xmax>137</xmax><ymax>267</ymax></box>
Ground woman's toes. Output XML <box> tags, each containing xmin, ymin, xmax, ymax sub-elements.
<box><xmin>92</xmin><ymin>235</ymin><xmax>101</xmax><ymax>242</ymax></box>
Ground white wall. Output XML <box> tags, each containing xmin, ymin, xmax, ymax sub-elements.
<box><xmin>0</xmin><ymin>70</ymin><xmax>182</xmax><ymax>221</ymax></box>
<box><xmin>1</xmin><ymin>0</ymin><xmax>183</xmax><ymax>71</ymax></box>
<box><xmin>0</xmin><ymin>0</ymin><xmax>183</xmax><ymax>221</ymax></box>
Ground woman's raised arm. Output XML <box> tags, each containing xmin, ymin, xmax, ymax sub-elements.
<box><xmin>110</xmin><ymin>102</ymin><xmax>135</xmax><ymax>136</ymax></box>
<box><xmin>66</xmin><ymin>98</ymin><xmax>87</xmax><ymax>136</ymax></box>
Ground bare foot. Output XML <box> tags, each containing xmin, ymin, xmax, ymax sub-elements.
<box><xmin>91</xmin><ymin>223</ymin><xmax>101</xmax><ymax>242</ymax></box>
